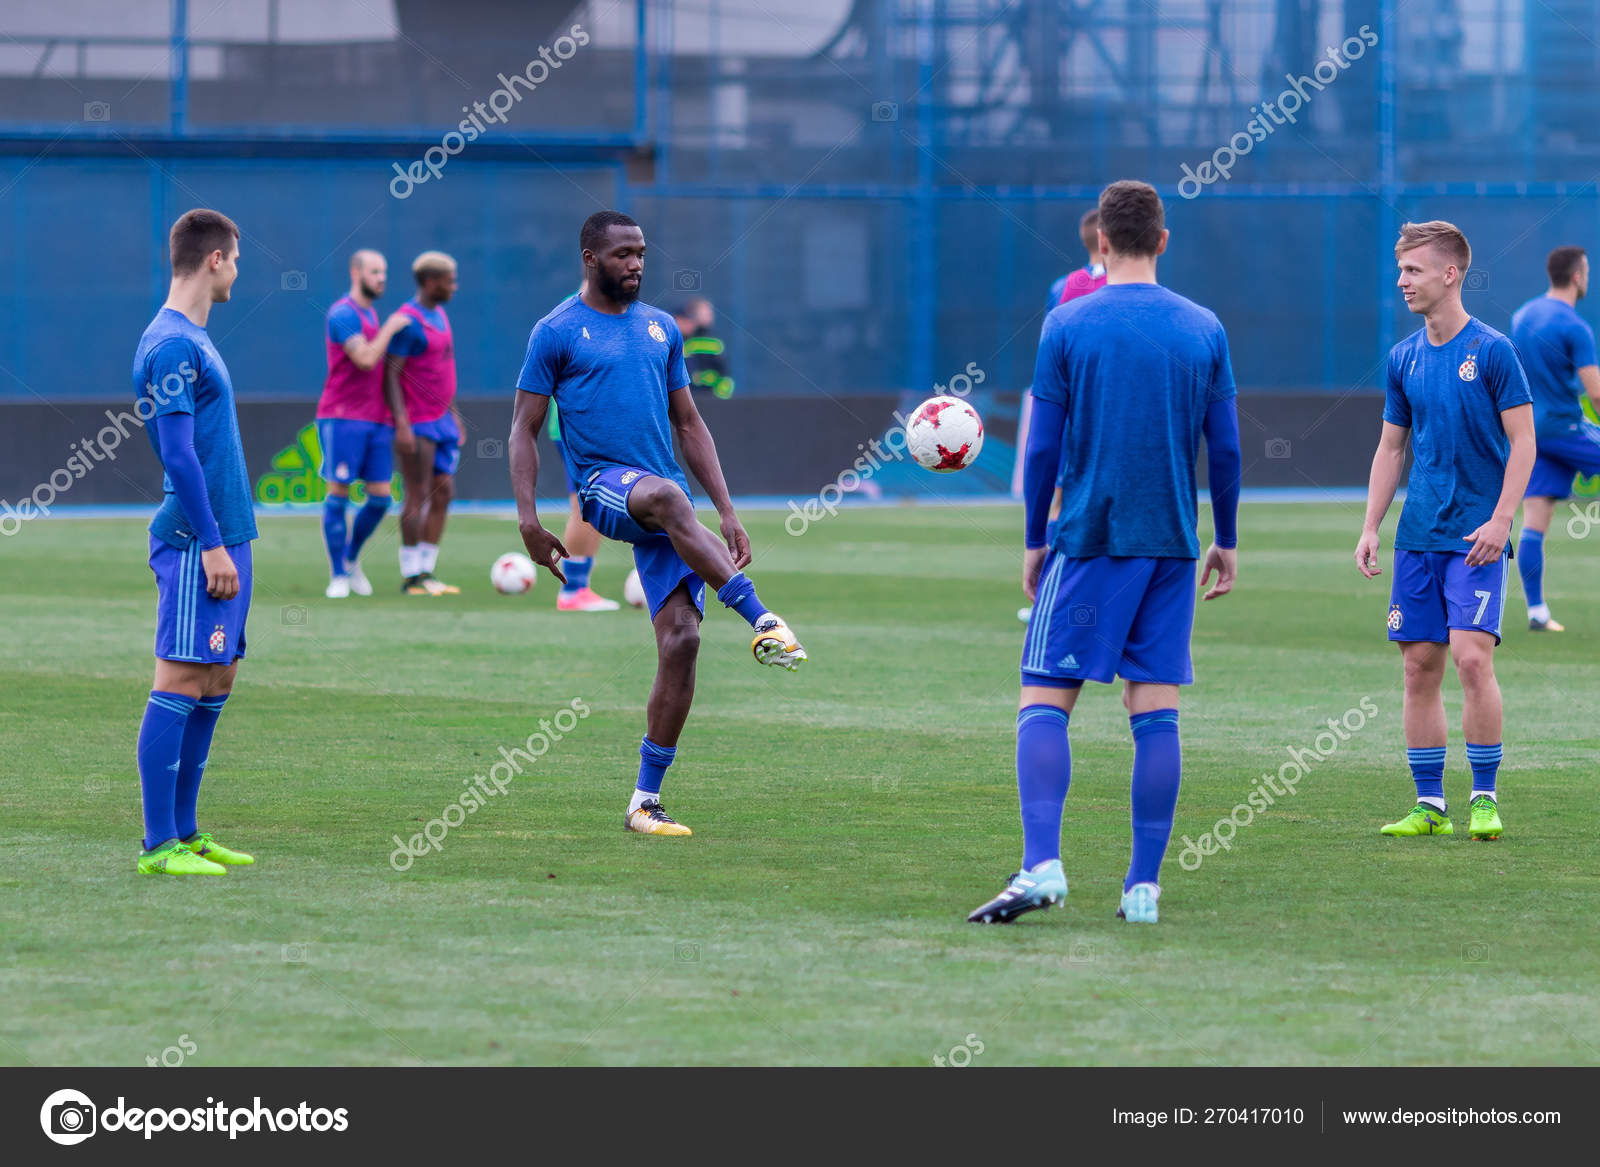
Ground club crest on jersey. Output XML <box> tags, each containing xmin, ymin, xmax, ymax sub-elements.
<box><xmin>647</xmin><ymin>321</ymin><xmax>667</xmax><ymax>344</ymax></box>
<box><xmin>1458</xmin><ymin>356</ymin><xmax>1477</xmax><ymax>382</ymax></box>
<box><xmin>621</xmin><ymin>470</ymin><xmax>640</xmax><ymax>485</ymax></box>
<box><xmin>209</xmin><ymin>625</ymin><xmax>227</xmax><ymax>653</ymax></box>
<box><xmin>1387</xmin><ymin>605</ymin><xmax>1403</xmax><ymax>632</ymax></box>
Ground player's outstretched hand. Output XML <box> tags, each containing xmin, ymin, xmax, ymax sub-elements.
<box><xmin>1462</xmin><ymin>516</ymin><xmax>1512</xmax><ymax>567</ymax></box>
<box><xmin>1354</xmin><ymin>529</ymin><xmax>1383</xmax><ymax>578</ymax></box>
<box><xmin>720</xmin><ymin>512</ymin><xmax>752</xmax><ymax>570</ymax></box>
<box><xmin>519</xmin><ymin>522</ymin><xmax>570</xmax><ymax>584</ymax></box>
<box><xmin>1022</xmin><ymin>546</ymin><xmax>1046</xmax><ymax>602</ymax></box>
<box><xmin>1200</xmin><ymin>544</ymin><xmax>1236</xmax><ymax>600</ymax></box>
<box><xmin>200</xmin><ymin>545</ymin><xmax>240</xmax><ymax>600</ymax></box>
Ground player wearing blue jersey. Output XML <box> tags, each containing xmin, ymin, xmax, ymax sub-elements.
<box><xmin>1356</xmin><ymin>221</ymin><xmax>1535</xmax><ymax>843</ymax></box>
<box><xmin>969</xmin><ymin>181</ymin><xmax>1242</xmax><ymax>926</ymax></box>
<box><xmin>1510</xmin><ymin>246</ymin><xmax>1600</xmax><ymax>631</ymax></box>
<box><xmin>130</xmin><ymin>209</ymin><xmax>259</xmax><ymax>876</ymax></box>
<box><xmin>509</xmin><ymin>211</ymin><xmax>806</xmax><ymax>838</ymax></box>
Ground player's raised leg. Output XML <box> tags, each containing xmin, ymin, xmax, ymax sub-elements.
<box><xmin>625</xmin><ymin>474</ymin><xmax>805</xmax><ymax>669</ymax></box>
<box><xmin>624</xmin><ymin>581</ymin><xmax>701</xmax><ymax>836</ymax></box>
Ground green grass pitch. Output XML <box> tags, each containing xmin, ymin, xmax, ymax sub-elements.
<box><xmin>1</xmin><ymin>502</ymin><xmax>1597</xmax><ymax>1066</ymax></box>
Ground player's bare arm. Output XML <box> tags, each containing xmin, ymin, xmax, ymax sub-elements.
<box><xmin>384</xmin><ymin>353</ymin><xmax>413</xmax><ymax>452</ymax></box>
<box><xmin>508</xmin><ymin>389</ymin><xmax>569</xmax><ymax>582</ymax></box>
<box><xmin>1579</xmin><ymin>364</ymin><xmax>1600</xmax><ymax>414</ymax></box>
<box><xmin>668</xmin><ymin>385</ymin><xmax>751</xmax><ymax>569</ymax></box>
<box><xmin>1357</xmin><ymin>421</ymin><xmax>1409</xmax><ymax>577</ymax></box>
<box><xmin>343</xmin><ymin>313</ymin><xmax>409</xmax><ymax>371</ymax></box>
<box><xmin>1463</xmin><ymin>402</ymin><xmax>1536</xmax><ymax>566</ymax></box>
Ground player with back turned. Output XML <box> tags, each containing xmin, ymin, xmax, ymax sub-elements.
<box><xmin>1356</xmin><ymin>221</ymin><xmax>1535</xmax><ymax>842</ymax></box>
<box><xmin>1509</xmin><ymin>245</ymin><xmax>1600</xmax><ymax>631</ymax></box>
<box><xmin>509</xmin><ymin>211</ymin><xmax>806</xmax><ymax>837</ymax></box>
<box><xmin>129</xmin><ymin>208</ymin><xmax>259</xmax><ymax>876</ymax></box>
<box><xmin>968</xmin><ymin>180</ymin><xmax>1242</xmax><ymax>926</ymax></box>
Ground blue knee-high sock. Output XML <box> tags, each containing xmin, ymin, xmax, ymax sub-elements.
<box><xmin>637</xmin><ymin>736</ymin><xmax>676</xmax><ymax>796</ymax></box>
<box><xmin>175</xmin><ymin>695</ymin><xmax>227</xmax><ymax>840</ymax></box>
<box><xmin>562</xmin><ymin>556</ymin><xmax>594</xmax><ymax>595</ymax></box>
<box><xmin>322</xmin><ymin>497</ymin><xmax>349</xmax><ymax>575</ymax></box>
<box><xmin>1126</xmin><ymin>709</ymin><xmax>1182</xmax><ymax>890</ymax></box>
<box><xmin>715</xmin><ymin>572</ymin><xmax>768</xmax><ymax>627</ymax></box>
<box><xmin>1407</xmin><ymin>745</ymin><xmax>1447</xmax><ymax>805</ymax></box>
<box><xmin>345</xmin><ymin>495</ymin><xmax>390</xmax><ymax>564</ymax></box>
<box><xmin>1466</xmin><ymin>741</ymin><xmax>1502</xmax><ymax>798</ymax></box>
<box><xmin>1017</xmin><ymin>705</ymin><xmax>1071</xmax><ymax>870</ymax></box>
<box><xmin>138</xmin><ymin>692</ymin><xmax>197</xmax><ymax>850</ymax></box>
<box><xmin>1518</xmin><ymin>529</ymin><xmax>1545</xmax><ymax>609</ymax></box>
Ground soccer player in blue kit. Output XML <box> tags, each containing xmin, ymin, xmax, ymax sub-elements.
<box><xmin>130</xmin><ymin>208</ymin><xmax>259</xmax><ymax>876</ymax></box>
<box><xmin>1355</xmin><ymin>221</ymin><xmax>1535</xmax><ymax>842</ymax></box>
<box><xmin>1510</xmin><ymin>245</ymin><xmax>1600</xmax><ymax>631</ymax></box>
<box><xmin>968</xmin><ymin>181</ymin><xmax>1242</xmax><ymax>926</ymax></box>
<box><xmin>508</xmin><ymin>211</ymin><xmax>806</xmax><ymax>837</ymax></box>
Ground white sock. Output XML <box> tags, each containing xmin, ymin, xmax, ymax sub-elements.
<box><xmin>1474</xmin><ymin>790</ymin><xmax>1496</xmax><ymax>803</ymax></box>
<box><xmin>399</xmin><ymin>545</ymin><xmax>421</xmax><ymax>577</ymax></box>
<box><xmin>1528</xmin><ymin>603</ymin><xmax>1551</xmax><ymax>622</ymax></box>
<box><xmin>1418</xmin><ymin>795</ymin><xmax>1447</xmax><ymax>812</ymax></box>
<box><xmin>628</xmin><ymin>788</ymin><xmax>659</xmax><ymax>814</ymax></box>
<box><xmin>418</xmin><ymin>542</ymin><xmax>439</xmax><ymax>574</ymax></box>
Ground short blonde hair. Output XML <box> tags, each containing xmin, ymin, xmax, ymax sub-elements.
<box><xmin>412</xmin><ymin>250</ymin><xmax>457</xmax><ymax>284</ymax></box>
<box><xmin>1395</xmin><ymin>221</ymin><xmax>1471</xmax><ymax>273</ymax></box>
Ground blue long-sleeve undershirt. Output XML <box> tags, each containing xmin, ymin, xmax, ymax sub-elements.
<box><xmin>152</xmin><ymin>411</ymin><xmax>224</xmax><ymax>549</ymax></box>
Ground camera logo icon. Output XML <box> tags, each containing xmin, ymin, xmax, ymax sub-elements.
<box><xmin>1464</xmin><ymin>269</ymin><xmax>1490</xmax><ymax>291</ymax></box>
<box><xmin>83</xmin><ymin>102</ymin><xmax>111</xmax><ymax>122</ymax></box>
<box><xmin>1069</xmin><ymin>604</ymin><xmax>1096</xmax><ymax>627</ymax></box>
<box><xmin>1265</xmin><ymin>438</ymin><xmax>1292</xmax><ymax>459</ymax></box>
<box><xmin>673</xmin><ymin>270</ymin><xmax>701</xmax><ymax>291</ymax></box>
<box><xmin>476</xmin><ymin>437</ymin><xmax>504</xmax><ymax>459</ymax></box>
<box><xmin>281</xmin><ymin>605</ymin><xmax>309</xmax><ymax>626</ymax></box>
<box><xmin>40</xmin><ymin>1088</ymin><xmax>97</xmax><ymax>1145</ymax></box>
<box><xmin>281</xmin><ymin>271</ymin><xmax>308</xmax><ymax>292</ymax></box>
<box><xmin>871</xmin><ymin>101</ymin><xmax>899</xmax><ymax>122</ymax></box>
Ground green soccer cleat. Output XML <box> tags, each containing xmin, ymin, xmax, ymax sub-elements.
<box><xmin>1468</xmin><ymin>795</ymin><xmax>1503</xmax><ymax>841</ymax></box>
<box><xmin>1117</xmin><ymin>881</ymin><xmax>1160</xmax><ymax>924</ymax></box>
<box><xmin>183</xmin><ymin>832</ymin><xmax>255</xmax><ymax>865</ymax></box>
<box><xmin>967</xmin><ymin>860</ymin><xmax>1067</xmax><ymax>924</ymax></box>
<box><xmin>1380</xmin><ymin>803</ymin><xmax>1454</xmax><ymax>837</ymax></box>
<box><xmin>138</xmin><ymin>840</ymin><xmax>226</xmax><ymax>876</ymax></box>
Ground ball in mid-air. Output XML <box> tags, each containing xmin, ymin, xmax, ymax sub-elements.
<box><xmin>623</xmin><ymin>568</ymin><xmax>646</xmax><ymax>608</ymax></box>
<box><xmin>491</xmin><ymin>552</ymin><xmax>537</xmax><ymax>594</ymax></box>
<box><xmin>907</xmin><ymin>396</ymin><xmax>983</xmax><ymax>472</ymax></box>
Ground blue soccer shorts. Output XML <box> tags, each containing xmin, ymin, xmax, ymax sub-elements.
<box><xmin>1020</xmin><ymin>554</ymin><xmax>1196</xmax><ymax>687</ymax></box>
<box><xmin>1525</xmin><ymin>422</ymin><xmax>1600</xmax><ymax>499</ymax></box>
<box><xmin>579</xmin><ymin>465</ymin><xmax>705</xmax><ymax>620</ymax></box>
<box><xmin>150</xmin><ymin>535</ymin><xmax>253</xmax><ymax>664</ymax></box>
<box><xmin>551</xmin><ymin>438</ymin><xmax>580</xmax><ymax>494</ymax></box>
<box><xmin>410</xmin><ymin>413</ymin><xmax>461</xmax><ymax>477</ymax></box>
<box><xmin>1387</xmin><ymin>548</ymin><xmax>1509</xmax><ymax>645</ymax></box>
<box><xmin>318</xmin><ymin>418</ymin><xmax>395</xmax><ymax>485</ymax></box>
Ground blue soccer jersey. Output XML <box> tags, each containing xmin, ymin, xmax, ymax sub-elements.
<box><xmin>1031</xmin><ymin>283</ymin><xmax>1236</xmax><ymax>559</ymax></box>
<box><xmin>1509</xmin><ymin>295</ymin><xmax>1597</xmax><ymax>440</ymax></box>
<box><xmin>516</xmin><ymin>297</ymin><xmax>691</xmax><ymax>492</ymax></box>
<box><xmin>132</xmin><ymin>308</ymin><xmax>257</xmax><ymax>550</ymax></box>
<box><xmin>1383</xmin><ymin>319</ymin><xmax>1532</xmax><ymax>552</ymax></box>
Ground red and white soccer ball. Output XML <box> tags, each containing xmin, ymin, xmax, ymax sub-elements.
<box><xmin>906</xmin><ymin>395</ymin><xmax>983</xmax><ymax>472</ymax></box>
<box><xmin>623</xmin><ymin>568</ymin><xmax>646</xmax><ymax>608</ymax></box>
<box><xmin>490</xmin><ymin>552</ymin><xmax>537</xmax><ymax>594</ymax></box>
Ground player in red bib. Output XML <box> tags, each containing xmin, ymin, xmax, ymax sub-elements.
<box><xmin>384</xmin><ymin>251</ymin><xmax>463</xmax><ymax>595</ymax></box>
<box><xmin>316</xmin><ymin>250</ymin><xmax>409</xmax><ymax>598</ymax></box>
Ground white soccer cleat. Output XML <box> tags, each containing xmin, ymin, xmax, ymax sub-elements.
<box><xmin>345</xmin><ymin>561</ymin><xmax>373</xmax><ymax>596</ymax></box>
<box><xmin>324</xmin><ymin>576</ymin><xmax>351</xmax><ymax>599</ymax></box>
<box><xmin>1117</xmin><ymin>882</ymin><xmax>1160</xmax><ymax>924</ymax></box>
<box><xmin>751</xmin><ymin>612</ymin><xmax>807</xmax><ymax>671</ymax></box>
